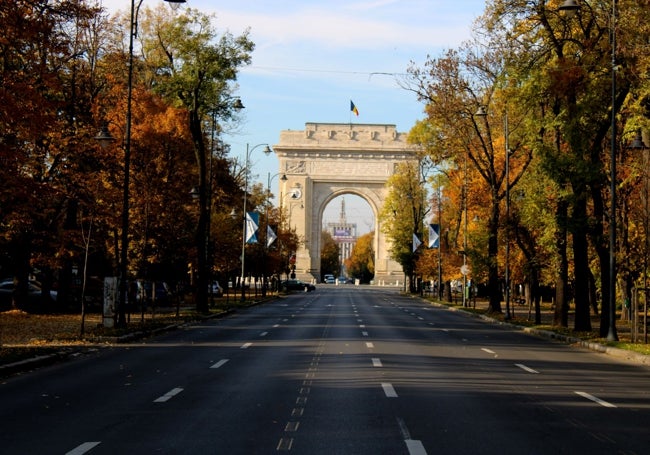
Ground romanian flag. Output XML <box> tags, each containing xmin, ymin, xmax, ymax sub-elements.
<box><xmin>350</xmin><ymin>100</ymin><xmax>359</xmax><ymax>116</ymax></box>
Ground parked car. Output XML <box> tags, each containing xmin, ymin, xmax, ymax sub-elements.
<box><xmin>281</xmin><ymin>279</ymin><xmax>315</xmax><ymax>292</ymax></box>
<box><xmin>0</xmin><ymin>279</ymin><xmax>57</xmax><ymax>310</ymax></box>
<box><xmin>135</xmin><ymin>280</ymin><xmax>170</xmax><ymax>306</ymax></box>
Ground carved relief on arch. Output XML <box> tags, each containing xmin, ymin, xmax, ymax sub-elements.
<box><xmin>285</xmin><ymin>160</ymin><xmax>306</xmax><ymax>174</ymax></box>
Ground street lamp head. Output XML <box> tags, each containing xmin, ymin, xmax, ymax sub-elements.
<box><xmin>164</xmin><ymin>0</ymin><xmax>187</xmax><ymax>3</ymax></box>
<box><xmin>559</xmin><ymin>0</ymin><xmax>580</xmax><ymax>17</ymax></box>
<box><xmin>189</xmin><ymin>186</ymin><xmax>200</xmax><ymax>200</ymax></box>
<box><xmin>263</xmin><ymin>145</ymin><xmax>273</xmax><ymax>155</ymax></box>
<box><xmin>232</xmin><ymin>98</ymin><xmax>245</xmax><ymax>110</ymax></box>
<box><xmin>474</xmin><ymin>105</ymin><xmax>488</xmax><ymax>117</ymax></box>
<box><xmin>281</xmin><ymin>174</ymin><xmax>288</xmax><ymax>181</ymax></box>
<box><xmin>229</xmin><ymin>208</ymin><xmax>238</xmax><ymax>220</ymax></box>
<box><xmin>630</xmin><ymin>130</ymin><xmax>648</xmax><ymax>150</ymax></box>
<box><xmin>94</xmin><ymin>125</ymin><xmax>116</xmax><ymax>149</ymax></box>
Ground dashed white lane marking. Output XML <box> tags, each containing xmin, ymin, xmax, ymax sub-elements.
<box><xmin>382</xmin><ymin>382</ymin><xmax>398</xmax><ymax>397</ymax></box>
<box><xmin>481</xmin><ymin>348</ymin><xmax>496</xmax><ymax>355</ymax></box>
<box><xmin>210</xmin><ymin>359</ymin><xmax>229</xmax><ymax>369</ymax></box>
<box><xmin>65</xmin><ymin>442</ymin><xmax>101</xmax><ymax>455</ymax></box>
<box><xmin>276</xmin><ymin>438</ymin><xmax>293</xmax><ymax>451</ymax></box>
<box><xmin>273</xmin><ymin>324</ymin><xmax>280</xmax><ymax>328</ymax></box>
<box><xmin>361</xmin><ymin>331</ymin><xmax>369</xmax><ymax>337</ymax></box>
<box><xmin>575</xmin><ymin>391</ymin><xmax>617</xmax><ymax>408</ymax></box>
<box><xmin>515</xmin><ymin>363</ymin><xmax>539</xmax><ymax>374</ymax></box>
<box><xmin>372</xmin><ymin>358</ymin><xmax>383</xmax><ymax>367</ymax></box>
<box><xmin>260</xmin><ymin>331</ymin><xmax>268</xmax><ymax>337</ymax></box>
<box><xmin>397</xmin><ymin>417</ymin><xmax>427</xmax><ymax>455</ymax></box>
<box><xmin>366</xmin><ymin>342</ymin><xmax>375</xmax><ymax>348</ymax></box>
<box><xmin>241</xmin><ymin>342</ymin><xmax>253</xmax><ymax>349</ymax></box>
<box><xmin>397</xmin><ymin>417</ymin><xmax>411</xmax><ymax>438</ymax></box>
<box><xmin>418</xmin><ymin>317</ymin><xmax>424</xmax><ymax>320</ymax></box>
<box><xmin>154</xmin><ymin>387</ymin><xmax>184</xmax><ymax>403</ymax></box>
<box><xmin>359</xmin><ymin>324</ymin><xmax>366</xmax><ymax>328</ymax></box>
<box><xmin>405</xmin><ymin>439</ymin><xmax>428</xmax><ymax>455</ymax></box>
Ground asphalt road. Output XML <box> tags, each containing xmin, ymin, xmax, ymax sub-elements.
<box><xmin>1</xmin><ymin>287</ymin><xmax>650</xmax><ymax>454</ymax></box>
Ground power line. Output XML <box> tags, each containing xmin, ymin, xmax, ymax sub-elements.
<box><xmin>248</xmin><ymin>65</ymin><xmax>407</xmax><ymax>79</ymax></box>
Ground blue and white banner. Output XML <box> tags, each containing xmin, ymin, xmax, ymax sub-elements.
<box><xmin>266</xmin><ymin>225</ymin><xmax>277</xmax><ymax>248</ymax></box>
<box><xmin>245</xmin><ymin>212</ymin><xmax>259</xmax><ymax>244</ymax></box>
<box><xmin>412</xmin><ymin>233</ymin><xmax>422</xmax><ymax>253</ymax></box>
<box><xmin>428</xmin><ymin>224</ymin><xmax>440</xmax><ymax>248</ymax></box>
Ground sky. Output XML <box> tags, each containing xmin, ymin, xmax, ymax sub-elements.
<box><xmin>101</xmin><ymin>0</ymin><xmax>488</xmax><ymax>233</ymax></box>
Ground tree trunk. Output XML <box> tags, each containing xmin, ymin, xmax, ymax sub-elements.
<box><xmin>189</xmin><ymin>109</ymin><xmax>209</xmax><ymax>313</ymax></box>
<box><xmin>554</xmin><ymin>198</ymin><xmax>569</xmax><ymax>327</ymax></box>
<box><xmin>572</xmin><ymin>193</ymin><xmax>592</xmax><ymax>332</ymax></box>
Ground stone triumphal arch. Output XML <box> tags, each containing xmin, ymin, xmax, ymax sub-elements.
<box><xmin>273</xmin><ymin>122</ymin><xmax>418</xmax><ymax>283</ymax></box>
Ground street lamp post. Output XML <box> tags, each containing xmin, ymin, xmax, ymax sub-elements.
<box><xmin>239</xmin><ymin>143</ymin><xmax>272</xmax><ymax>301</ymax></box>
<box><xmin>504</xmin><ymin>111</ymin><xmax>512</xmax><ymax>320</ymax></box>
<box><xmin>474</xmin><ymin>104</ymin><xmax>512</xmax><ymax>318</ymax></box>
<box><xmin>95</xmin><ymin>0</ymin><xmax>185</xmax><ymax>328</ymax></box>
<box><xmin>437</xmin><ymin>185</ymin><xmax>443</xmax><ymax>300</ymax></box>
<box><xmin>462</xmin><ymin>151</ymin><xmax>468</xmax><ymax>307</ymax></box>
<box><xmin>559</xmin><ymin>0</ymin><xmax>618</xmax><ymax>340</ymax></box>
<box><xmin>265</xmin><ymin>172</ymin><xmax>287</xmax><ymax>293</ymax></box>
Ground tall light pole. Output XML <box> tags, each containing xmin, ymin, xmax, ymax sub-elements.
<box><xmin>462</xmin><ymin>150</ymin><xmax>468</xmax><ymax>307</ymax></box>
<box><xmin>239</xmin><ymin>143</ymin><xmax>272</xmax><ymax>301</ymax></box>
<box><xmin>96</xmin><ymin>0</ymin><xmax>186</xmax><ymax>327</ymax></box>
<box><xmin>438</xmin><ymin>184</ymin><xmax>443</xmax><ymax>300</ymax></box>
<box><xmin>560</xmin><ymin>0</ymin><xmax>618</xmax><ymax>340</ymax></box>
<box><xmin>265</xmin><ymin>172</ymin><xmax>287</xmax><ymax>293</ymax></box>
<box><xmin>474</xmin><ymin>104</ymin><xmax>512</xmax><ymax>318</ymax></box>
<box><xmin>504</xmin><ymin>111</ymin><xmax>512</xmax><ymax>320</ymax></box>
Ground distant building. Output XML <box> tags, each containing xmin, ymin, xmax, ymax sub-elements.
<box><xmin>325</xmin><ymin>198</ymin><xmax>357</xmax><ymax>275</ymax></box>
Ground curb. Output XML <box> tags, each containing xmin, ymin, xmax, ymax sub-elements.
<box><xmin>429</xmin><ymin>298</ymin><xmax>650</xmax><ymax>366</ymax></box>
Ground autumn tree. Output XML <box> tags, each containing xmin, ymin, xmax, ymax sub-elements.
<box><xmin>379</xmin><ymin>161</ymin><xmax>428</xmax><ymax>292</ymax></box>
<box><xmin>320</xmin><ymin>231</ymin><xmax>340</xmax><ymax>278</ymax></box>
<box><xmin>137</xmin><ymin>5</ymin><xmax>254</xmax><ymax>312</ymax></box>
<box><xmin>0</xmin><ymin>0</ymin><xmax>101</xmax><ymax>310</ymax></box>
<box><xmin>478</xmin><ymin>0</ymin><xmax>650</xmax><ymax>333</ymax></box>
<box><xmin>345</xmin><ymin>232</ymin><xmax>374</xmax><ymax>284</ymax></box>
<box><xmin>406</xmin><ymin>39</ymin><xmax>534</xmax><ymax>313</ymax></box>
